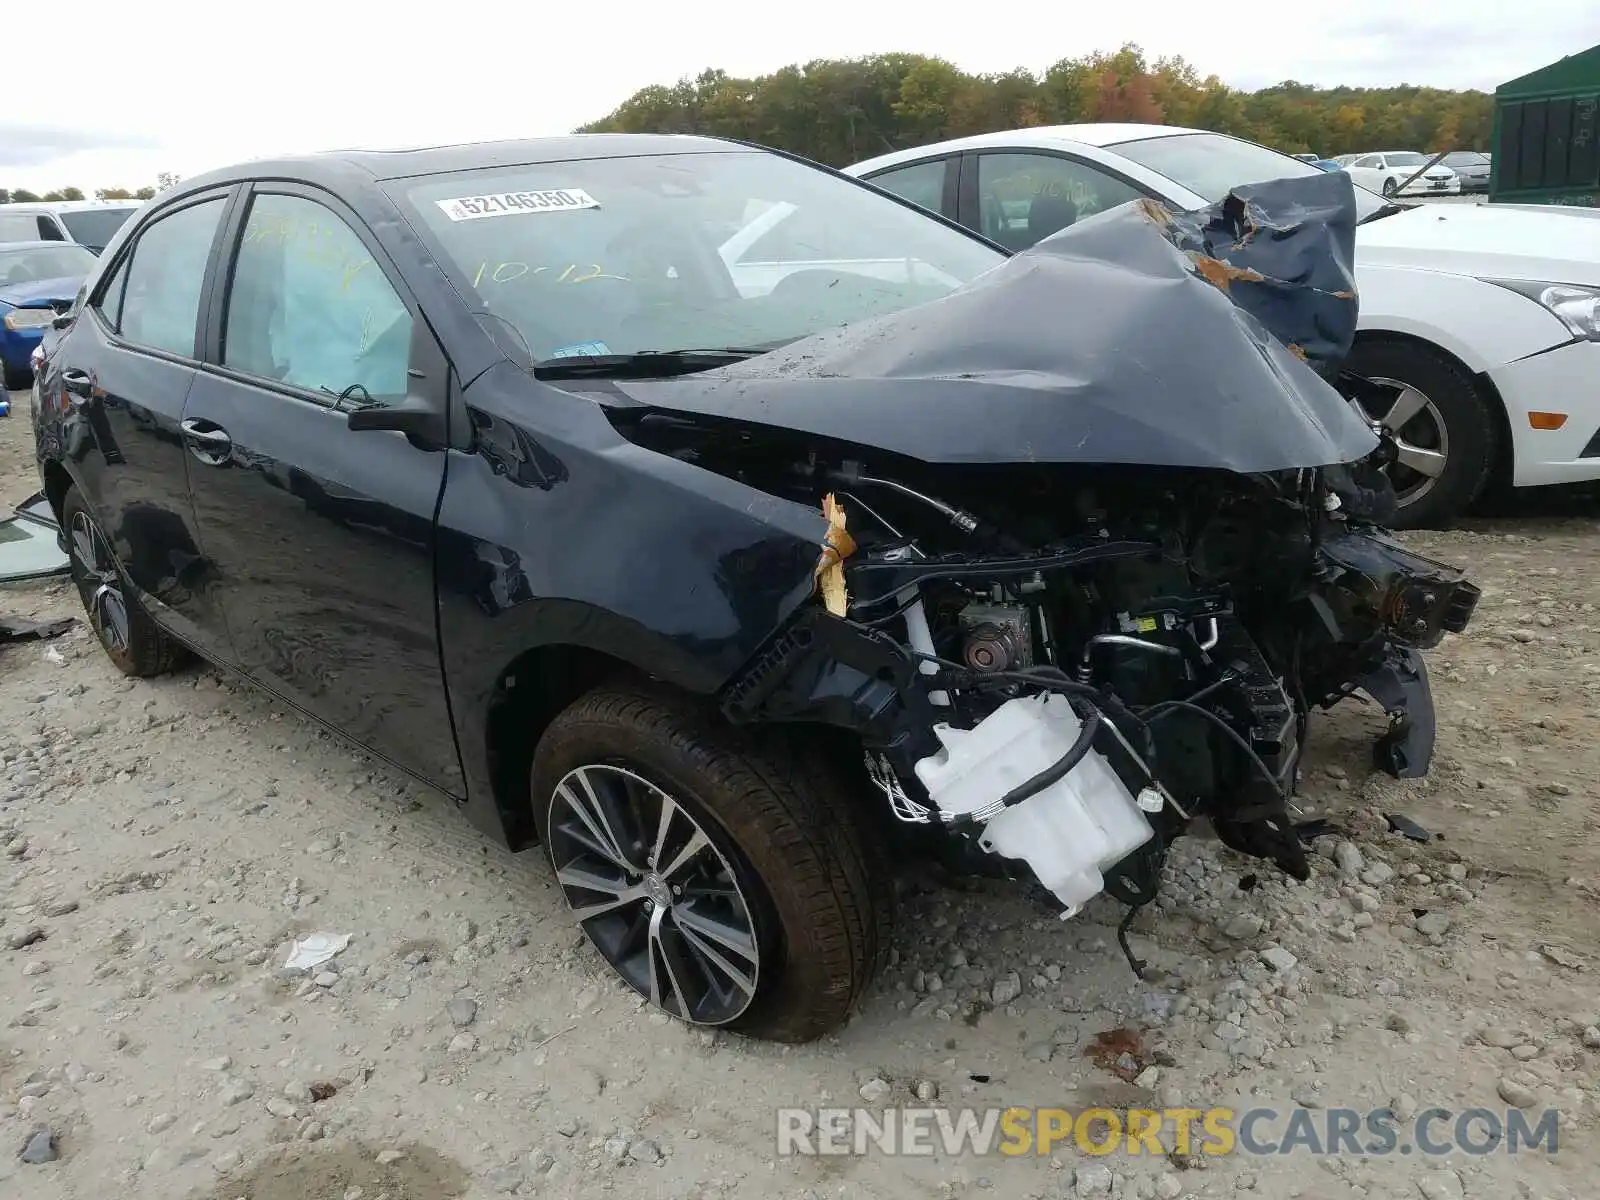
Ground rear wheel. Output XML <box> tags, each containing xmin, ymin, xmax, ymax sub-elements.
<box><xmin>2</xmin><ymin>363</ymin><xmax>29</xmax><ymax>392</ymax></box>
<box><xmin>61</xmin><ymin>486</ymin><xmax>188</xmax><ymax>676</ymax></box>
<box><xmin>531</xmin><ymin>683</ymin><xmax>891</xmax><ymax>1042</ymax></box>
<box><xmin>1343</xmin><ymin>340</ymin><xmax>1496</xmax><ymax>529</ymax></box>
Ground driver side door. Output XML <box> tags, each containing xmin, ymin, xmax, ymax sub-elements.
<box><xmin>180</xmin><ymin>183</ymin><xmax>465</xmax><ymax>794</ymax></box>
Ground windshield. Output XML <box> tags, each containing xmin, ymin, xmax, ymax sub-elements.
<box><xmin>0</xmin><ymin>244</ymin><xmax>96</xmax><ymax>285</ymax></box>
<box><xmin>1111</xmin><ymin>132</ymin><xmax>1388</xmax><ymax>220</ymax></box>
<box><xmin>59</xmin><ymin>207</ymin><xmax>138</xmax><ymax>252</ymax></box>
<box><xmin>391</xmin><ymin>150</ymin><xmax>1003</xmax><ymax>364</ymax></box>
<box><xmin>1443</xmin><ymin>152</ymin><xmax>1488</xmax><ymax>166</ymax></box>
<box><xmin>1385</xmin><ymin>153</ymin><xmax>1428</xmax><ymax>167</ymax></box>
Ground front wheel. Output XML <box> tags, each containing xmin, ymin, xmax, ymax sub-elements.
<box><xmin>1381</xmin><ymin>177</ymin><xmax>1398</xmax><ymax>197</ymax></box>
<box><xmin>2</xmin><ymin>363</ymin><xmax>29</xmax><ymax>392</ymax></box>
<box><xmin>1343</xmin><ymin>340</ymin><xmax>1497</xmax><ymax>529</ymax></box>
<box><xmin>531</xmin><ymin>684</ymin><xmax>891</xmax><ymax>1042</ymax></box>
<box><xmin>61</xmin><ymin>486</ymin><xmax>189</xmax><ymax>676</ymax></box>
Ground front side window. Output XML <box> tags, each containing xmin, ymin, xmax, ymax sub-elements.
<box><xmin>1113</xmin><ymin>132</ymin><xmax>1388</xmax><ymax>220</ymax></box>
<box><xmin>116</xmin><ymin>199</ymin><xmax>225</xmax><ymax>357</ymax></box>
<box><xmin>0</xmin><ymin>244</ymin><xmax>96</xmax><ymax>287</ymax></box>
<box><xmin>222</xmin><ymin>193</ymin><xmax>412</xmax><ymax>401</ymax></box>
<box><xmin>867</xmin><ymin>159</ymin><xmax>949</xmax><ymax>215</ymax></box>
<box><xmin>390</xmin><ymin>149</ymin><xmax>1001</xmax><ymax>364</ymax></box>
<box><xmin>976</xmin><ymin>152</ymin><xmax>1146</xmax><ymax>251</ymax></box>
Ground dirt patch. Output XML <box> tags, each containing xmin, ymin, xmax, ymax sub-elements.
<box><xmin>190</xmin><ymin>1141</ymin><xmax>469</xmax><ymax>1200</ymax></box>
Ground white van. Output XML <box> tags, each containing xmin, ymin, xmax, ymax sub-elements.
<box><xmin>0</xmin><ymin>200</ymin><xmax>143</xmax><ymax>254</ymax></box>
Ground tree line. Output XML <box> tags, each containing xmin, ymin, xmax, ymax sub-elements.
<box><xmin>578</xmin><ymin>44</ymin><xmax>1494</xmax><ymax>168</ymax></box>
<box><xmin>0</xmin><ymin>174</ymin><xmax>181</xmax><ymax>206</ymax></box>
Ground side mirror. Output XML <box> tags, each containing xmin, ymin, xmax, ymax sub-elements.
<box><xmin>51</xmin><ymin>313</ymin><xmax>73</xmax><ymax>330</ymax></box>
<box><xmin>346</xmin><ymin>395</ymin><xmax>447</xmax><ymax>452</ymax></box>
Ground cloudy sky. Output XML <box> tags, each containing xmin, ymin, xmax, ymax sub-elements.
<box><xmin>6</xmin><ymin>3</ymin><xmax>1597</xmax><ymax>194</ymax></box>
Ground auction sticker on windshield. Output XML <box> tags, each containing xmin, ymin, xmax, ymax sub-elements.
<box><xmin>435</xmin><ymin>190</ymin><xmax>600</xmax><ymax>221</ymax></box>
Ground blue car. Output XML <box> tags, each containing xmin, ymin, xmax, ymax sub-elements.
<box><xmin>0</xmin><ymin>241</ymin><xmax>96</xmax><ymax>389</ymax></box>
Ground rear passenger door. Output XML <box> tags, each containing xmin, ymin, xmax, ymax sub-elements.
<box><xmin>180</xmin><ymin>184</ymin><xmax>465</xmax><ymax>794</ymax></box>
<box><xmin>47</xmin><ymin>189</ymin><xmax>240</xmax><ymax>662</ymax></box>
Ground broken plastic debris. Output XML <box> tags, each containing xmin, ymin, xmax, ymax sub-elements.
<box><xmin>0</xmin><ymin>491</ymin><xmax>69</xmax><ymax>583</ymax></box>
<box><xmin>282</xmin><ymin>932</ymin><xmax>351</xmax><ymax>972</ymax></box>
<box><xmin>43</xmin><ymin>645</ymin><xmax>66</xmax><ymax>666</ymax></box>
<box><xmin>1384</xmin><ymin>812</ymin><xmax>1432</xmax><ymax>842</ymax></box>
<box><xmin>812</xmin><ymin>493</ymin><xmax>856</xmax><ymax>618</ymax></box>
<box><xmin>0</xmin><ymin>615</ymin><xmax>73</xmax><ymax>646</ymax></box>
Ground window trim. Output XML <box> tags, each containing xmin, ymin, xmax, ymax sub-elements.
<box><xmin>860</xmin><ymin>154</ymin><xmax>959</xmax><ymax>220</ymax></box>
<box><xmin>956</xmin><ymin>148</ymin><xmax>1158</xmax><ymax>234</ymax></box>
<box><xmin>88</xmin><ymin>187</ymin><xmax>241</xmax><ymax>364</ymax></box>
<box><xmin>200</xmin><ymin>180</ymin><xmax>424</xmax><ymax>411</ymax></box>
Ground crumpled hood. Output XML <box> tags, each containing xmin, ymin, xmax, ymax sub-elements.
<box><xmin>0</xmin><ymin>274</ymin><xmax>81</xmax><ymax>308</ymax></box>
<box><xmin>610</xmin><ymin>171</ymin><xmax>1378</xmax><ymax>473</ymax></box>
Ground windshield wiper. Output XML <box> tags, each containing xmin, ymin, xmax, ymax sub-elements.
<box><xmin>1358</xmin><ymin>202</ymin><xmax>1413</xmax><ymax>225</ymax></box>
<box><xmin>531</xmin><ymin>347</ymin><xmax>768</xmax><ymax>381</ymax></box>
<box><xmin>531</xmin><ymin>348</ymin><xmax>766</xmax><ymax>380</ymax></box>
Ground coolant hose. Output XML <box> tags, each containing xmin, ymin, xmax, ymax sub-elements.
<box><xmin>992</xmin><ymin>706</ymin><xmax>1103</xmax><ymax>812</ymax></box>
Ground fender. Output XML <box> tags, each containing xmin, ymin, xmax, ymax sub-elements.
<box><xmin>435</xmin><ymin>367</ymin><xmax>831</xmax><ymax>840</ymax></box>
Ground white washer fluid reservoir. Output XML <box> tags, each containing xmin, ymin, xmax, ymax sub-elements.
<box><xmin>912</xmin><ymin>692</ymin><xmax>1154</xmax><ymax>917</ymax></box>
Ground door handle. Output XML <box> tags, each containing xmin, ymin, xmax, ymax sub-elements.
<box><xmin>180</xmin><ymin>419</ymin><xmax>233</xmax><ymax>464</ymax></box>
<box><xmin>62</xmin><ymin>369</ymin><xmax>92</xmax><ymax>398</ymax></box>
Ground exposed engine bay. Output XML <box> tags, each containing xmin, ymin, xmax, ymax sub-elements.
<box><xmin>656</xmin><ymin>433</ymin><xmax>1483</xmax><ymax>947</ymax></box>
<box><xmin>595</xmin><ymin>169</ymin><xmax>1482</xmax><ymax>969</ymax></box>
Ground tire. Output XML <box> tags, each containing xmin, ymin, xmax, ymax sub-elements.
<box><xmin>531</xmin><ymin>683</ymin><xmax>891</xmax><ymax>1042</ymax></box>
<box><xmin>2</xmin><ymin>363</ymin><xmax>29</xmax><ymax>392</ymax></box>
<box><xmin>1343</xmin><ymin>340</ymin><xmax>1497</xmax><ymax>530</ymax></box>
<box><xmin>1381</xmin><ymin>177</ymin><xmax>1398</xmax><ymax>197</ymax></box>
<box><xmin>61</xmin><ymin>486</ymin><xmax>189</xmax><ymax>677</ymax></box>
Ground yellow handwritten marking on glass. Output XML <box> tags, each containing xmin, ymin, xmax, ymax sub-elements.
<box><xmin>244</xmin><ymin>214</ymin><xmax>377</xmax><ymax>293</ymax></box>
<box><xmin>468</xmin><ymin>262</ymin><xmax>629</xmax><ymax>287</ymax></box>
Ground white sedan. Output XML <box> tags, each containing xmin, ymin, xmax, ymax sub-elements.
<box><xmin>844</xmin><ymin>124</ymin><xmax>1600</xmax><ymax>528</ymax></box>
<box><xmin>1340</xmin><ymin>151</ymin><xmax>1460</xmax><ymax>197</ymax></box>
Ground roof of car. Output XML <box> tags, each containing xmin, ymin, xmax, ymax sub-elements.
<box><xmin>841</xmin><ymin>123</ymin><xmax>1203</xmax><ymax>174</ymax></box>
<box><xmin>179</xmin><ymin>133</ymin><xmax>754</xmax><ymax>190</ymax></box>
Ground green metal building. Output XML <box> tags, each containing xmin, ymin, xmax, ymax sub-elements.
<box><xmin>1490</xmin><ymin>44</ymin><xmax>1600</xmax><ymax>206</ymax></box>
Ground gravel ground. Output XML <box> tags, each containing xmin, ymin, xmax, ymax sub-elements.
<box><xmin>2</xmin><ymin>390</ymin><xmax>1597</xmax><ymax>1199</ymax></box>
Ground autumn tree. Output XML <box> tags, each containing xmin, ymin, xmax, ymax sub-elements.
<box><xmin>579</xmin><ymin>46</ymin><xmax>1493</xmax><ymax>167</ymax></box>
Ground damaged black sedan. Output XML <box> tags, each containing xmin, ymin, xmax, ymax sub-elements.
<box><xmin>32</xmin><ymin>135</ymin><xmax>1478</xmax><ymax>1043</ymax></box>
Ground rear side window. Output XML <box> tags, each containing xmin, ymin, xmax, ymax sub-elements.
<box><xmin>0</xmin><ymin>213</ymin><xmax>38</xmax><ymax>241</ymax></box>
<box><xmin>114</xmin><ymin>199</ymin><xmax>225</xmax><ymax>357</ymax></box>
<box><xmin>221</xmin><ymin>193</ymin><xmax>413</xmax><ymax>401</ymax></box>
<box><xmin>868</xmin><ymin>159</ymin><xmax>949</xmax><ymax>215</ymax></box>
<box><xmin>36</xmin><ymin>216</ymin><xmax>65</xmax><ymax>241</ymax></box>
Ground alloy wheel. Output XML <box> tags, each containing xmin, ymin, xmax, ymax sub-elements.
<box><xmin>547</xmin><ymin>763</ymin><xmax>762</xmax><ymax>1025</ymax></box>
<box><xmin>68</xmin><ymin>510</ymin><xmax>131</xmax><ymax>653</ymax></box>
<box><xmin>1347</xmin><ymin>375</ymin><xmax>1450</xmax><ymax>507</ymax></box>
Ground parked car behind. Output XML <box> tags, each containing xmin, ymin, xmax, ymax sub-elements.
<box><xmin>1342</xmin><ymin>151</ymin><xmax>1460</xmax><ymax>196</ymax></box>
<box><xmin>845</xmin><ymin>124</ymin><xmax>1600</xmax><ymax>528</ymax></box>
<box><xmin>0</xmin><ymin>241</ymin><xmax>96</xmax><ymax>388</ymax></box>
<box><xmin>31</xmin><ymin>135</ymin><xmax>1478</xmax><ymax>1042</ymax></box>
<box><xmin>1437</xmin><ymin>151</ymin><xmax>1493</xmax><ymax>193</ymax></box>
<box><xmin>0</xmin><ymin>200</ymin><xmax>143</xmax><ymax>254</ymax></box>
